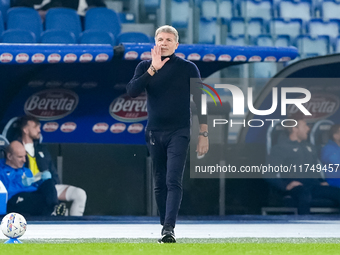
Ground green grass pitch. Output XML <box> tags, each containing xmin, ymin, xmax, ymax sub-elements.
<box><xmin>1</xmin><ymin>238</ymin><xmax>340</xmax><ymax>255</ymax></box>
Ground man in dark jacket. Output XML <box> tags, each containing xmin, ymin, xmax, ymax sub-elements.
<box><xmin>127</xmin><ymin>25</ymin><xmax>208</xmax><ymax>243</ymax></box>
<box><xmin>266</xmin><ymin>118</ymin><xmax>340</xmax><ymax>214</ymax></box>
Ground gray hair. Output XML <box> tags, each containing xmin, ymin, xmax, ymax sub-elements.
<box><xmin>155</xmin><ymin>25</ymin><xmax>179</xmax><ymax>42</ymax></box>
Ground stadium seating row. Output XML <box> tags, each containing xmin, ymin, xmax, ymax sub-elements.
<box><xmin>196</xmin><ymin>0</ymin><xmax>340</xmax><ymax>22</ymax></box>
<box><xmin>170</xmin><ymin>0</ymin><xmax>340</xmax><ymax>30</ymax></box>
<box><xmin>0</xmin><ymin>7</ymin><xmax>150</xmax><ymax>45</ymax></box>
<box><xmin>199</xmin><ymin>17</ymin><xmax>340</xmax><ymax>56</ymax></box>
<box><xmin>226</xmin><ymin>34</ymin><xmax>337</xmax><ymax>57</ymax></box>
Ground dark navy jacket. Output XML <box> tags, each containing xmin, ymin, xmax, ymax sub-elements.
<box><xmin>266</xmin><ymin>135</ymin><xmax>323</xmax><ymax>191</ymax></box>
<box><xmin>126</xmin><ymin>53</ymin><xmax>207</xmax><ymax>131</ymax></box>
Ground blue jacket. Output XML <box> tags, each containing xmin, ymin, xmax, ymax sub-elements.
<box><xmin>0</xmin><ymin>158</ymin><xmax>37</xmax><ymax>200</ymax></box>
<box><xmin>321</xmin><ymin>140</ymin><xmax>340</xmax><ymax>187</ymax></box>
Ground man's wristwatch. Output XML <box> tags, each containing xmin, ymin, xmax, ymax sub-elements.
<box><xmin>150</xmin><ymin>64</ymin><xmax>158</xmax><ymax>74</ymax></box>
<box><xmin>199</xmin><ymin>131</ymin><xmax>208</xmax><ymax>137</ymax></box>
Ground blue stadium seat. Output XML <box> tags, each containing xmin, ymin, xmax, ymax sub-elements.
<box><xmin>335</xmin><ymin>36</ymin><xmax>340</xmax><ymax>52</ymax></box>
<box><xmin>229</xmin><ymin>17</ymin><xmax>264</xmax><ymax>36</ymax></box>
<box><xmin>322</xmin><ymin>0</ymin><xmax>340</xmax><ymax>20</ymax></box>
<box><xmin>118</xmin><ymin>13</ymin><xmax>135</xmax><ymax>23</ymax></box>
<box><xmin>226</xmin><ymin>35</ymin><xmax>246</xmax><ymax>46</ymax></box>
<box><xmin>229</xmin><ymin>17</ymin><xmax>245</xmax><ymax>35</ymax></box>
<box><xmin>219</xmin><ymin>0</ymin><xmax>233</xmax><ymax>20</ymax></box>
<box><xmin>240</xmin><ymin>0</ymin><xmax>272</xmax><ymax>20</ymax></box>
<box><xmin>0</xmin><ymin>0</ymin><xmax>10</xmax><ymax>21</ymax></box>
<box><xmin>308</xmin><ymin>19</ymin><xmax>339</xmax><ymax>40</ymax></box>
<box><xmin>171</xmin><ymin>0</ymin><xmax>190</xmax><ymax>28</ymax></box>
<box><xmin>256</xmin><ymin>34</ymin><xmax>274</xmax><ymax>46</ymax></box>
<box><xmin>248</xmin><ymin>18</ymin><xmax>265</xmax><ymax>36</ymax></box>
<box><xmin>6</xmin><ymin>7</ymin><xmax>42</xmax><ymax>41</ymax></box>
<box><xmin>80</xmin><ymin>30</ymin><xmax>115</xmax><ymax>46</ymax></box>
<box><xmin>45</xmin><ymin>8</ymin><xmax>82</xmax><ymax>41</ymax></box>
<box><xmin>85</xmin><ymin>8</ymin><xmax>121</xmax><ymax>40</ymax></box>
<box><xmin>296</xmin><ymin>35</ymin><xmax>330</xmax><ymax>57</ymax></box>
<box><xmin>279</xmin><ymin>0</ymin><xmax>312</xmax><ymax>22</ymax></box>
<box><xmin>256</xmin><ymin>34</ymin><xmax>290</xmax><ymax>47</ymax></box>
<box><xmin>270</xmin><ymin>18</ymin><xmax>303</xmax><ymax>38</ymax></box>
<box><xmin>2</xmin><ymin>28</ymin><xmax>36</xmax><ymax>43</ymax></box>
<box><xmin>41</xmin><ymin>29</ymin><xmax>77</xmax><ymax>44</ymax></box>
<box><xmin>276</xmin><ymin>35</ymin><xmax>290</xmax><ymax>47</ymax></box>
<box><xmin>201</xmin><ymin>0</ymin><xmax>217</xmax><ymax>19</ymax></box>
<box><xmin>198</xmin><ymin>18</ymin><xmax>217</xmax><ymax>44</ymax></box>
<box><xmin>117</xmin><ymin>32</ymin><xmax>150</xmax><ymax>44</ymax></box>
<box><xmin>144</xmin><ymin>0</ymin><xmax>160</xmax><ymax>12</ymax></box>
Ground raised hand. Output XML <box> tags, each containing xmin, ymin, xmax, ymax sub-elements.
<box><xmin>151</xmin><ymin>45</ymin><xmax>169</xmax><ymax>71</ymax></box>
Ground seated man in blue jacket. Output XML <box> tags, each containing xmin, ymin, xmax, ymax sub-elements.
<box><xmin>321</xmin><ymin>124</ymin><xmax>340</xmax><ymax>187</ymax></box>
<box><xmin>0</xmin><ymin>141</ymin><xmax>59</xmax><ymax>216</ymax></box>
<box><xmin>266</xmin><ymin>118</ymin><xmax>340</xmax><ymax>214</ymax></box>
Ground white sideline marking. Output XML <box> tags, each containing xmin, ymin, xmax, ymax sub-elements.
<box><xmin>19</xmin><ymin>222</ymin><xmax>340</xmax><ymax>239</ymax></box>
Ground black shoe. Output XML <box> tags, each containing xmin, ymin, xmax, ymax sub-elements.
<box><xmin>159</xmin><ymin>224</ymin><xmax>176</xmax><ymax>243</ymax></box>
<box><xmin>51</xmin><ymin>203</ymin><xmax>67</xmax><ymax>216</ymax></box>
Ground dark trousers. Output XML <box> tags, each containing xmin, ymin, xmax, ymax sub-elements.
<box><xmin>146</xmin><ymin>128</ymin><xmax>190</xmax><ymax>228</ymax></box>
<box><xmin>288</xmin><ymin>185</ymin><xmax>340</xmax><ymax>214</ymax></box>
<box><xmin>7</xmin><ymin>179</ymin><xmax>59</xmax><ymax>216</ymax></box>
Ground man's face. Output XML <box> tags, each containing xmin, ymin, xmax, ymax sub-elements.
<box><xmin>155</xmin><ymin>32</ymin><xmax>179</xmax><ymax>56</ymax></box>
<box><xmin>296</xmin><ymin>120</ymin><xmax>310</xmax><ymax>141</ymax></box>
<box><xmin>25</xmin><ymin>121</ymin><xmax>41</xmax><ymax>140</ymax></box>
<box><xmin>7</xmin><ymin>145</ymin><xmax>26</xmax><ymax>169</ymax></box>
<box><xmin>333</xmin><ymin>128</ymin><xmax>340</xmax><ymax>144</ymax></box>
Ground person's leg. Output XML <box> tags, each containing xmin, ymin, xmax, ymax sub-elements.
<box><xmin>37</xmin><ymin>179</ymin><xmax>59</xmax><ymax>215</ymax></box>
<box><xmin>146</xmin><ymin>130</ymin><xmax>168</xmax><ymax>225</ymax></box>
<box><xmin>287</xmin><ymin>185</ymin><xmax>312</xmax><ymax>214</ymax></box>
<box><xmin>311</xmin><ymin>185</ymin><xmax>340</xmax><ymax>205</ymax></box>
<box><xmin>56</xmin><ymin>184</ymin><xmax>87</xmax><ymax>216</ymax></box>
<box><xmin>164</xmin><ymin>128</ymin><xmax>190</xmax><ymax>228</ymax></box>
<box><xmin>7</xmin><ymin>192</ymin><xmax>46</xmax><ymax>216</ymax></box>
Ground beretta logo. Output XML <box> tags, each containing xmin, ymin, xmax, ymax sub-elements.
<box><xmin>0</xmin><ymin>53</ymin><xmax>13</xmax><ymax>63</ymax></box>
<box><xmin>287</xmin><ymin>93</ymin><xmax>340</xmax><ymax>122</ymax></box>
<box><xmin>43</xmin><ymin>122</ymin><xmax>59</xmax><ymax>132</ymax></box>
<box><xmin>218</xmin><ymin>54</ymin><xmax>231</xmax><ymax>61</ymax></box>
<box><xmin>127</xmin><ymin>123</ymin><xmax>144</xmax><ymax>134</ymax></box>
<box><xmin>15</xmin><ymin>53</ymin><xmax>29</xmax><ymax>63</ymax></box>
<box><xmin>175</xmin><ymin>53</ymin><xmax>185</xmax><ymax>59</ymax></box>
<box><xmin>95</xmin><ymin>53</ymin><xmax>109</xmax><ymax>62</ymax></box>
<box><xmin>248</xmin><ymin>56</ymin><xmax>262</xmax><ymax>62</ymax></box>
<box><xmin>109</xmin><ymin>93</ymin><xmax>147</xmax><ymax>123</ymax></box>
<box><xmin>203</xmin><ymin>54</ymin><xmax>216</xmax><ymax>62</ymax></box>
<box><xmin>47</xmin><ymin>53</ymin><xmax>61</xmax><ymax>63</ymax></box>
<box><xmin>187</xmin><ymin>53</ymin><xmax>201</xmax><ymax>61</ymax></box>
<box><xmin>63</xmin><ymin>53</ymin><xmax>77</xmax><ymax>63</ymax></box>
<box><xmin>141</xmin><ymin>52</ymin><xmax>152</xmax><ymax>60</ymax></box>
<box><xmin>124</xmin><ymin>51</ymin><xmax>138</xmax><ymax>60</ymax></box>
<box><xmin>92</xmin><ymin>123</ymin><xmax>109</xmax><ymax>133</ymax></box>
<box><xmin>24</xmin><ymin>89</ymin><xmax>79</xmax><ymax>121</ymax></box>
<box><xmin>60</xmin><ymin>122</ymin><xmax>77</xmax><ymax>133</ymax></box>
<box><xmin>79</xmin><ymin>53</ymin><xmax>93</xmax><ymax>63</ymax></box>
<box><xmin>32</xmin><ymin>53</ymin><xmax>45</xmax><ymax>63</ymax></box>
<box><xmin>110</xmin><ymin>123</ymin><xmax>126</xmax><ymax>133</ymax></box>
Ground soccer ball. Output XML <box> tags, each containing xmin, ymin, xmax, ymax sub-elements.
<box><xmin>1</xmin><ymin>213</ymin><xmax>27</xmax><ymax>239</ymax></box>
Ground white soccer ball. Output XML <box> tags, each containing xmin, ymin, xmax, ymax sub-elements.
<box><xmin>1</xmin><ymin>212</ymin><xmax>27</xmax><ymax>239</ymax></box>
